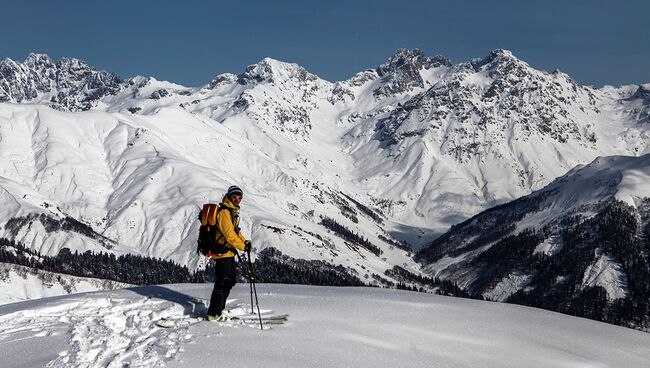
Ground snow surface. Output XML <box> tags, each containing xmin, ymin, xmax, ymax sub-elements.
<box><xmin>0</xmin><ymin>284</ymin><xmax>648</xmax><ymax>368</ymax></box>
<box><xmin>533</xmin><ymin>234</ymin><xmax>564</xmax><ymax>256</ymax></box>
<box><xmin>582</xmin><ymin>250</ymin><xmax>629</xmax><ymax>300</ymax></box>
<box><xmin>482</xmin><ymin>272</ymin><xmax>532</xmax><ymax>302</ymax></box>
<box><xmin>514</xmin><ymin>154</ymin><xmax>650</xmax><ymax>233</ymax></box>
<box><xmin>0</xmin><ymin>263</ymin><xmax>131</xmax><ymax>305</ymax></box>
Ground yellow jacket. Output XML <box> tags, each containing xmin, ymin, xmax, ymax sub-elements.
<box><xmin>208</xmin><ymin>196</ymin><xmax>247</xmax><ymax>259</ymax></box>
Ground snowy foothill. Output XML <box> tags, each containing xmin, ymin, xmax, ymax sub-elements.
<box><xmin>0</xmin><ymin>263</ymin><xmax>131</xmax><ymax>305</ymax></box>
<box><xmin>0</xmin><ymin>283</ymin><xmax>648</xmax><ymax>368</ymax></box>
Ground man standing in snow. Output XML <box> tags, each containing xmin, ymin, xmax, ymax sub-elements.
<box><xmin>206</xmin><ymin>185</ymin><xmax>251</xmax><ymax>321</ymax></box>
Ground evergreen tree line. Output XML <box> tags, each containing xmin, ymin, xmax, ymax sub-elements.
<box><xmin>340</xmin><ymin>192</ymin><xmax>385</xmax><ymax>224</ymax></box>
<box><xmin>378</xmin><ymin>234</ymin><xmax>412</xmax><ymax>252</ymax></box>
<box><xmin>0</xmin><ymin>237</ymin><xmax>202</xmax><ymax>285</ymax></box>
<box><xmin>598</xmin><ymin>202</ymin><xmax>650</xmax><ymax>327</ymax></box>
<box><xmin>470</xmin><ymin>229</ymin><xmax>546</xmax><ymax>292</ymax></box>
<box><xmin>319</xmin><ymin>216</ymin><xmax>383</xmax><ymax>256</ymax></box>
<box><xmin>219</xmin><ymin>247</ymin><xmax>366</xmax><ymax>286</ymax></box>
<box><xmin>384</xmin><ymin>265</ymin><xmax>474</xmax><ymax>298</ymax></box>
<box><xmin>507</xmin><ymin>201</ymin><xmax>650</xmax><ymax>330</ymax></box>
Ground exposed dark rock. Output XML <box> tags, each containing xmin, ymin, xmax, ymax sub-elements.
<box><xmin>149</xmin><ymin>89</ymin><xmax>170</xmax><ymax>100</ymax></box>
<box><xmin>207</xmin><ymin>73</ymin><xmax>237</xmax><ymax>89</ymax></box>
<box><xmin>373</xmin><ymin>48</ymin><xmax>451</xmax><ymax>98</ymax></box>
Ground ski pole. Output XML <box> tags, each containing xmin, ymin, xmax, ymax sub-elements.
<box><xmin>248</xmin><ymin>262</ymin><xmax>254</xmax><ymax>314</ymax></box>
<box><xmin>247</xmin><ymin>249</ymin><xmax>263</xmax><ymax>330</ymax></box>
<box><xmin>242</xmin><ymin>251</ymin><xmax>254</xmax><ymax>314</ymax></box>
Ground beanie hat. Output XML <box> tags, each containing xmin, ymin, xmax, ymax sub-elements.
<box><xmin>227</xmin><ymin>185</ymin><xmax>243</xmax><ymax>198</ymax></box>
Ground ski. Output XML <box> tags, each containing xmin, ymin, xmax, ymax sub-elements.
<box><xmin>232</xmin><ymin>314</ymin><xmax>289</xmax><ymax>323</ymax></box>
<box><xmin>154</xmin><ymin>314</ymin><xmax>288</xmax><ymax>328</ymax></box>
<box><xmin>154</xmin><ymin>317</ymin><xmax>201</xmax><ymax>329</ymax></box>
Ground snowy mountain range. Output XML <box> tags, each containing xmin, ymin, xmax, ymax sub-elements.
<box><xmin>0</xmin><ymin>53</ymin><xmax>123</xmax><ymax>111</ymax></box>
<box><xmin>1</xmin><ymin>50</ymin><xmax>649</xmax><ymax>323</ymax></box>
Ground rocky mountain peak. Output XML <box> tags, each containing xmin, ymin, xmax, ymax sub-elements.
<box><xmin>378</xmin><ymin>48</ymin><xmax>452</xmax><ymax>77</ymax></box>
<box><xmin>470</xmin><ymin>49</ymin><xmax>519</xmax><ymax>70</ymax></box>
<box><xmin>629</xmin><ymin>84</ymin><xmax>650</xmax><ymax>125</ymax></box>
<box><xmin>374</xmin><ymin>48</ymin><xmax>451</xmax><ymax>98</ymax></box>
<box><xmin>633</xmin><ymin>84</ymin><xmax>650</xmax><ymax>100</ymax></box>
<box><xmin>24</xmin><ymin>53</ymin><xmax>55</xmax><ymax>69</ymax></box>
<box><xmin>57</xmin><ymin>57</ymin><xmax>92</xmax><ymax>71</ymax></box>
<box><xmin>0</xmin><ymin>53</ymin><xmax>123</xmax><ymax>110</ymax></box>
<box><xmin>373</xmin><ymin>46</ymin><xmax>606</xmax><ymax>166</ymax></box>
<box><xmin>207</xmin><ymin>73</ymin><xmax>237</xmax><ymax>89</ymax></box>
<box><xmin>237</xmin><ymin>57</ymin><xmax>318</xmax><ymax>85</ymax></box>
<box><xmin>465</xmin><ymin>49</ymin><xmax>538</xmax><ymax>84</ymax></box>
<box><xmin>378</xmin><ymin>48</ymin><xmax>425</xmax><ymax>76</ymax></box>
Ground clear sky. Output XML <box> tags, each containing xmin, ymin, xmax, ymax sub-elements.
<box><xmin>2</xmin><ymin>0</ymin><xmax>648</xmax><ymax>87</ymax></box>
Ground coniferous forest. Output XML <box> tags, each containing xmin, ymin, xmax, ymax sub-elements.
<box><xmin>506</xmin><ymin>201</ymin><xmax>650</xmax><ymax>331</ymax></box>
<box><xmin>319</xmin><ymin>216</ymin><xmax>383</xmax><ymax>256</ymax></box>
<box><xmin>234</xmin><ymin>247</ymin><xmax>366</xmax><ymax>286</ymax></box>
<box><xmin>0</xmin><ymin>237</ymin><xmax>202</xmax><ymax>285</ymax></box>
<box><xmin>416</xmin><ymin>197</ymin><xmax>650</xmax><ymax>331</ymax></box>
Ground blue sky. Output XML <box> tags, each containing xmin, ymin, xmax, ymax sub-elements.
<box><xmin>2</xmin><ymin>0</ymin><xmax>648</xmax><ymax>87</ymax></box>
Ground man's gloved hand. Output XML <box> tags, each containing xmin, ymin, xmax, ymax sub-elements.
<box><xmin>244</xmin><ymin>240</ymin><xmax>252</xmax><ymax>252</ymax></box>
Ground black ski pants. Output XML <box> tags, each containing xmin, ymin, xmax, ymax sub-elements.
<box><xmin>207</xmin><ymin>257</ymin><xmax>237</xmax><ymax>317</ymax></box>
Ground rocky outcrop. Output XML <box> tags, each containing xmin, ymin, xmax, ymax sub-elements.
<box><xmin>0</xmin><ymin>53</ymin><xmax>123</xmax><ymax>111</ymax></box>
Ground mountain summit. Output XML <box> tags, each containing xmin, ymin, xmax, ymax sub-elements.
<box><xmin>0</xmin><ymin>53</ymin><xmax>123</xmax><ymax>110</ymax></box>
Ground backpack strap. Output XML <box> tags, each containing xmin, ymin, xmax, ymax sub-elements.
<box><xmin>214</xmin><ymin>205</ymin><xmax>240</xmax><ymax>244</ymax></box>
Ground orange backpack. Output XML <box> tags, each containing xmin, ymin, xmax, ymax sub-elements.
<box><xmin>197</xmin><ymin>203</ymin><xmax>237</xmax><ymax>255</ymax></box>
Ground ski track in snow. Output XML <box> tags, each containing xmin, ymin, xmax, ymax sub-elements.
<box><xmin>0</xmin><ymin>290</ymin><xmax>278</xmax><ymax>368</ymax></box>
<box><xmin>0</xmin><ymin>296</ymin><xmax>196</xmax><ymax>367</ymax></box>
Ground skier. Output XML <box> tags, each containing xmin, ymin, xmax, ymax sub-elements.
<box><xmin>206</xmin><ymin>185</ymin><xmax>251</xmax><ymax>321</ymax></box>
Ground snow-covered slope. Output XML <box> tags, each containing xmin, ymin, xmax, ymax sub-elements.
<box><xmin>417</xmin><ymin>154</ymin><xmax>650</xmax><ymax>328</ymax></box>
<box><xmin>0</xmin><ymin>103</ymin><xmax>418</xmax><ymax>287</ymax></box>
<box><xmin>0</xmin><ymin>283</ymin><xmax>647</xmax><ymax>368</ymax></box>
<box><xmin>0</xmin><ymin>262</ymin><xmax>130</xmax><ymax>304</ymax></box>
<box><xmin>342</xmin><ymin>50</ymin><xmax>650</xmax><ymax>235</ymax></box>
<box><xmin>0</xmin><ymin>49</ymin><xmax>649</xmax><ymax>287</ymax></box>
